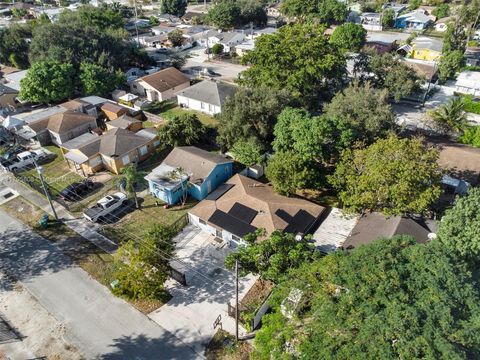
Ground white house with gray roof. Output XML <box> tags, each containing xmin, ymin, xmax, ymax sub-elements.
<box><xmin>198</xmin><ymin>30</ymin><xmax>246</xmax><ymax>53</ymax></box>
<box><xmin>176</xmin><ymin>80</ymin><xmax>237</xmax><ymax>115</ymax></box>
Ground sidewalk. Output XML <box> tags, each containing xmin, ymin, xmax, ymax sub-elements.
<box><xmin>0</xmin><ymin>171</ymin><xmax>117</xmax><ymax>254</ymax></box>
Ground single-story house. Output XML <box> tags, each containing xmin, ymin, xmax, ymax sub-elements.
<box><xmin>397</xmin><ymin>37</ymin><xmax>443</xmax><ymax>61</ymax></box>
<box><xmin>361</xmin><ymin>13</ymin><xmax>382</xmax><ymax>31</ymax></box>
<box><xmin>266</xmin><ymin>2</ymin><xmax>282</xmax><ymax>18</ymax></box>
<box><xmin>236</xmin><ymin>39</ymin><xmax>255</xmax><ymax>57</ymax></box>
<box><xmin>363</xmin><ymin>40</ymin><xmax>397</xmax><ymax>54</ymax></box>
<box><xmin>145</xmin><ymin>146</ymin><xmax>233</xmax><ymax>205</ymax></box>
<box><xmin>0</xmin><ymin>84</ymin><xmax>19</xmax><ymax>111</ymax></box>
<box><xmin>453</xmin><ymin>71</ymin><xmax>480</xmax><ymax>96</ymax></box>
<box><xmin>64</xmin><ymin>127</ymin><xmax>159</xmax><ymax>176</ymax></box>
<box><xmin>151</xmin><ymin>24</ymin><xmax>176</xmax><ymax>36</ymax></box>
<box><xmin>435</xmin><ymin>16</ymin><xmax>455</xmax><ymax>32</ymax></box>
<box><xmin>394</xmin><ymin>10</ymin><xmax>433</xmax><ymax>30</ymax></box>
<box><xmin>101</xmin><ymin>102</ymin><xmax>128</xmax><ymax>121</ymax></box>
<box><xmin>402</xmin><ymin>59</ymin><xmax>438</xmax><ymax>82</ymax></box>
<box><xmin>105</xmin><ymin>115</ymin><xmax>142</xmax><ymax>132</ymax></box>
<box><xmin>188</xmin><ymin>174</ymin><xmax>325</xmax><ymax>246</ymax></box>
<box><xmin>198</xmin><ymin>30</ymin><xmax>246</xmax><ymax>53</ymax></box>
<box><xmin>465</xmin><ymin>47</ymin><xmax>480</xmax><ymax>67</ymax></box>
<box><xmin>181</xmin><ymin>12</ymin><xmax>206</xmax><ymax>24</ymax></box>
<box><xmin>342</xmin><ymin>212</ymin><xmax>434</xmax><ymax>250</ymax></box>
<box><xmin>130</xmin><ymin>67</ymin><xmax>190</xmax><ymax>102</ymax></box>
<box><xmin>15</xmin><ymin>110</ymin><xmax>97</xmax><ymax>146</ymax></box>
<box><xmin>176</xmin><ymin>80</ymin><xmax>237</xmax><ymax>115</ymax></box>
<box><xmin>125</xmin><ymin>19</ymin><xmax>151</xmax><ymax>32</ymax></box>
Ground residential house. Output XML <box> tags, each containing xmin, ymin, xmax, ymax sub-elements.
<box><xmin>465</xmin><ymin>47</ymin><xmax>480</xmax><ymax>67</ymax></box>
<box><xmin>64</xmin><ymin>128</ymin><xmax>159</xmax><ymax>176</ymax></box>
<box><xmin>397</xmin><ymin>37</ymin><xmax>442</xmax><ymax>61</ymax></box>
<box><xmin>452</xmin><ymin>71</ymin><xmax>480</xmax><ymax>96</ymax></box>
<box><xmin>138</xmin><ymin>34</ymin><xmax>169</xmax><ymax>48</ymax></box>
<box><xmin>361</xmin><ymin>13</ymin><xmax>382</xmax><ymax>31</ymax></box>
<box><xmin>435</xmin><ymin>16</ymin><xmax>455</xmax><ymax>32</ymax></box>
<box><xmin>176</xmin><ymin>80</ymin><xmax>237</xmax><ymax>115</ymax></box>
<box><xmin>402</xmin><ymin>59</ymin><xmax>438</xmax><ymax>82</ymax></box>
<box><xmin>235</xmin><ymin>39</ymin><xmax>255</xmax><ymax>57</ymax></box>
<box><xmin>342</xmin><ymin>212</ymin><xmax>433</xmax><ymax>250</ymax></box>
<box><xmin>157</xmin><ymin>13</ymin><xmax>181</xmax><ymax>24</ymax></box>
<box><xmin>382</xmin><ymin>3</ymin><xmax>407</xmax><ymax>16</ymax></box>
<box><xmin>266</xmin><ymin>2</ymin><xmax>282</xmax><ymax>18</ymax></box>
<box><xmin>0</xmin><ymin>84</ymin><xmax>18</xmax><ymax>111</ymax></box>
<box><xmin>101</xmin><ymin>102</ymin><xmax>128</xmax><ymax>121</ymax></box>
<box><xmin>124</xmin><ymin>67</ymin><xmax>145</xmax><ymax>82</ymax></box>
<box><xmin>0</xmin><ymin>69</ymin><xmax>27</xmax><ymax>110</ymax></box>
<box><xmin>151</xmin><ymin>24</ymin><xmax>175</xmax><ymax>36</ymax></box>
<box><xmin>363</xmin><ymin>40</ymin><xmax>397</xmax><ymax>54</ymax></box>
<box><xmin>394</xmin><ymin>10</ymin><xmax>433</xmax><ymax>30</ymax></box>
<box><xmin>125</xmin><ymin>19</ymin><xmax>150</xmax><ymax>32</ymax></box>
<box><xmin>145</xmin><ymin>146</ymin><xmax>233</xmax><ymax>205</ymax></box>
<box><xmin>199</xmin><ymin>30</ymin><xmax>246</xmax><ymax>53</ymax></box>
<box><xmin>106</xmin><ymin>115</ymin><xmax>142</xmax><ymax>132</ymax></box>
<box><xmin>130</xmin><ymin>67</ymin><xmax>190</xmax><ymax>102</ymax></box>
<box><xmin>188</xmin><ymin>174</ymin><xmax>325</xmax><ymax>246</ymax></box>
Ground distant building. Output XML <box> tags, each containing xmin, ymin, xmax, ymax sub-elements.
<box><xmin>394</xmin><ymin>10</ymin><xmax>433</xmax><ymax>30</ymax></box>
<box><xmin>361</xmin><ymin>13</ymin><xmax>382</xmax><ymax>31</ymax></box>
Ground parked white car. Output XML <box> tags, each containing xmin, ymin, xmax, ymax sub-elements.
<box><xmin>1</xmin><ymin>149</ymin><xmax>49</xmax><ymax>172</ymax></box>
<box><xmin>83</xmin><ymin>192</ymin><xmax>128</xmax><ymax>222</ymax></box>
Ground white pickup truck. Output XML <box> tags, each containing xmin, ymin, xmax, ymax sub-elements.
<box><xmin>1</xmin><ymin>150</ymin><xmax>49</xmax><ymax>172</ymax></box>
<box><xmin>83</xmin><ymin>192</ymin><xmax>128</xmax><ymax>222</ymax></box>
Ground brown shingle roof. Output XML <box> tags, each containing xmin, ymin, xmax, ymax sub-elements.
<box><xmin>189</xmin><ymin>174</ymin><xmax>325</xmax><ymax>237</ymax></box>
<box><xmin>47</xmin><ymin>111</ymin><xmax>96</xmax><ymax>134</ymax></box>
<box><xmin>342</xmin><ymin>212</ymin><xmax>431</xmax><ymax>249</ymax></box>
<box><xmin>76</xmin><ymin>128</ymin><xmax>150</xmax><ymax>158</ymax></box>
<box><xmin>101</xmin><ymin>102</ymin><xmax>127</xmax><ymax>114</ymax></box>
<box><xmin>60</xmin><ymin>99</ymin><xmax>87</xmax><ymax>111</ymax></box>
<box><xmin>107</xmin><ymin>115</ymin><xmax>142</xmax><ymax>129</ymax></box>
<box><xmin>138</xmin><ymin>67</ymin><xmax>190</xmax><ymax>93</ymax></box>
<box><xmin>162</xmin><ymin>146</ymin><xmax>232</xmax><ymax>184</ymax></box>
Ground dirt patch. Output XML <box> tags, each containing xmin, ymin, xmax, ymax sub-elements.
<box><xmin>0</xmin><ymin>279</ymin><xmax>83</xmax><ymax>360</ymax></box>
<box><xmin>205</xmin><ymin>329</ymin><xmax>252</xmax><ymax>360</ymax></box>
<box><xmin>241</xmin><ymin>279</ymin><xmax>274</xmax><ymax>311</ymax></box>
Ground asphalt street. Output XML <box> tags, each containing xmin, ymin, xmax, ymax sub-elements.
<box><xmin>0</xmin><ymin>210</ymin><xmax>200</xmax><ymax>359</ymax></box>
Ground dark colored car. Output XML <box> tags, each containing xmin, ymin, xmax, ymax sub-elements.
<box><xmin>59</xmin><ymin>180</ymin><xmax>95</xmax><ymax>201</ymax></box>
<box><xmin>0</xmin><ymin>147</ymin><xmax>24</xmax><ymax>166</ymax></box>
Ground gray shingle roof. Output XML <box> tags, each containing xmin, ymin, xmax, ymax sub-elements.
<box><xmin>175</xmin><ymin>81</ymin><xmax>237</xmax><ymax>108</ymax></box>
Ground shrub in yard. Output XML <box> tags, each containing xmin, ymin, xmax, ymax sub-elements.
<box><xmin>462</xmin><ymin>95</ymin><xmax>480</xmax><ymax>115</ymax></box>
<box><xmin>459</xmin><ymin>126</ymin><xmax>480</xmax><ymax>148</ymax></box>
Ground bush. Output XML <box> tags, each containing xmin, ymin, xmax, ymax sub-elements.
<box><xmin>462</xmin><ymin>95</ymin><xmax>480</xmax><ymax>114</ymax></box>
<box><xmin>459</xmin><ymin>126</ymin><xmax>480</xmax><ymax>148</ymax></box>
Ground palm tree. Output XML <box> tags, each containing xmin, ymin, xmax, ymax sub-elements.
<box><xmin>429</xmin><ymin>97</ymin><xmax>468</xmax><ymax>135</ymax></box>
<box><xmin>168</xmin><ymin>167</ymin><xmax>189</xmax><ymax>206</ymax></box>
<box><xmin>121</xmin><ymin>164</ymin><xmax>146</xmax><ymax>209</ymax></box>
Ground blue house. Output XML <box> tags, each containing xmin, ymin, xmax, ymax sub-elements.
<box><xmin>145</xmin><ymin>146</ymin><xmax>233</xmax><ymax>205</ymax></box>
<box><xmin>394</xmin><ymin>10</ymin><xmax>433</xmax><ymax>30</ymax></box>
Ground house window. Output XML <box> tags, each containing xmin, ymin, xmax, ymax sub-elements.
<box><xmin>208</xmin><ymin>104</ymin><xmax>213</xmax><ymax>112</ymax></box>
<box><xmin>139</xmin><ymin>145</ymin><xmax>148</xmax><ymax>156</ymax></box>
<box><xmin>199</xmin><ymin>218</ymin><xmax>206</xmax><ymax>225</ymax></box>
<box><xmin>200</xmin><ymin>102</ymin><xmax>205</xmax><ymax>109</ymax></box>
<box><xmin>122</xmin><ymin>155</ymin><xmax>130</xmax><ymax>165</ymax></box>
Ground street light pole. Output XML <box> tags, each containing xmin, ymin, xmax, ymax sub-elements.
<box><xmin>35</xmin><ymin>161</ymin><xmax>59</xmax><ymax>221</ymax></box>
<box><xmin>235</xmin><ymin>258</ymin><xmax>239</xmax><ymax>341</ymax></box>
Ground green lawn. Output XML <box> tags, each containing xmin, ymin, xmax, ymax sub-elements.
<box><xmin>160</xmin><ymin>106</ymin><xmax>218</xmax><ymax>128</ymax></box>
<box><xmin>21</xmin><ymin>145</ymin><xmax>83</xmax><ymax>197</ymax></box>
<box><xmin>102</xmin><ymin>195</ymin><xmax>196</xmax><ymax>244</ymax></box>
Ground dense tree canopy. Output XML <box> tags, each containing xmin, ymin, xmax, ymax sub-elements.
<box><xmin>160</xmin><ymin>0</ymin><xmax>187</xmax><ymax>17</ymax></box>
<box><xmin>323</xmin><ymin>82</ymin><xmax>397</xmax><ymax>144</ymax></box>
<box><xmin>0</xmin><ymin>25</ymin><xmax>31</xmax><ymax>68</ymax></box>
<box><xmin>216</xmin><ymin>86</ymin><xmax>291</xmax><ymax>150</ymax></box>
<box><xmin>437</xmin><ymin>188</ymin><xmax>480</xmax><ymax>259</ymax></box>
<box><xmin>231</xmin><ymin>138</ymin><xmax>264</xmax><ymax>167</ymax></box>
<box><xmin>330</xmin><ymin>135</ymin><xmax>442</xmax><ymax>216</ymax></box>
<box><xmin>19</xmin><ymin>61</ymin><xmax>77</xmax><ymax>103</ymax></box>
<box><xmin>225</xmin><ymin>231</ymin><xmax>317</xmax><ymax>283</ymax></box>
<box><xmin>329</xmin><ymin>23</ymin><xmax>367</xmax><ymax>53</ymax></box>
<box><xmin>438</xmin><ymin>50</ymin><xmax>465</xmax><ymax>81</ymax></box>
<box><xmin>158</xmin><ymin>113</ymin><xmax>206</xmax><ymax>147</ymax></box>
<box><xmin>254</xmin><ymin>236</ymin><xmax>480</xmax><ymax>359</ymax></box>
<box><xmin>281</xmin><ymin>0</ymin><xmax>348</xmax><ymax>25</ymax></box>
<box><xmin>79</xmin><ymin>62</ymin><xmax>125</xmax><ymax>97</ymax></box>
<box><xmin>240</xmin><ymin>23</ymin><xmax>346</xmax><ymax>107</ymax></box>
<box><xmin>206</xmin><ymin>0</ymin><xmax>267</xmax><ymax>29</ymax></box>
<box><xmin>354</xmin><ymin>52</ymin><xmax>421</xmax><ymax>101</ymax></box>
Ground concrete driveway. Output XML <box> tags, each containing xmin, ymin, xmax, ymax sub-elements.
<box><xmin>149</xmin><ymin>225</ymin><xmax>257</xmax><ymax>355</ymax></box>
<box><xmin>0</xmin><ymin>210</ymin><xmax>199</xmax><ymax>359</ymax></box>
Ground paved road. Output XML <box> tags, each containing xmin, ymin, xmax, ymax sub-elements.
<box><xmin>0</xmin><ymin>210</ymin><xmax>200</xmax><ymax>359</ymax></box>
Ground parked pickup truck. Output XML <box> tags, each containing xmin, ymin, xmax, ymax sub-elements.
<box><xmin>83</xmin><ymin>192</ymin><xmax>128</xmax><ymax>222</ymax></box>
<box><xmin>1</xmin><ymin>149</ymin><xmax>49</xmax><ymax>172</ymax></box>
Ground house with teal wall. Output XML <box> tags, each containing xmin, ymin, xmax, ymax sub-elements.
<box><xmin>145</xmin><ymin>146</ymin><xmax>233</xmax><ymax>205</ymax></box>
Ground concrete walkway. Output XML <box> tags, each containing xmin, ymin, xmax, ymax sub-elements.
<box><xmin>0</xmin><ymin>170</ymin><xmax>117</xmax><ymax>253</ymax></box>
<box><xmin>0</xmin><ymin>210</ymin><xmax>200</xmax><ymax>359</ymax></box>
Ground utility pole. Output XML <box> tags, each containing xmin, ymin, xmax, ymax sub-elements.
<box><xmin>35</xmin><ymin>160</ymin><xmax>59</xmax><ymax>221</ymax></box>
<box><xmin>235</xmin><ymin>259</ymin><xmax>239</xmax><ymax>341</ymax></box>
<box><xmin>133</xmin><ymin>0</ymin><xmax>140</xmax><ymax>44</ymax></box>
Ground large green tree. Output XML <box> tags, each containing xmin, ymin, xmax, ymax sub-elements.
<box><xmin>354</xmin><ymin>52</ymin><xmax>421</xmax><ymax>101</ymax></box>
<box><xmin>216</xmin><ymin>86</ymin><xmax>291</xmax><ymax>150</ymax></box>
<box><xmin>79</xmin><ymin>62</ymin><xmax>125</xmax><ymax>97</ymax></box>
<box><xmin>329</xmin><ymin>23</ymin><xmax>367</xmax><ymax>53</ymax></box>
<box><xmin>323</xmin><ymin>82</ymin><xmax>397</xmax><ymax>144</ymax></box>
<box><xmin>437</xmin><ymin>188</ymin><xmax>480</xmax><ymax>259</ymax></box>
<box><xmin>438</xmin><ymin>50</ymin><xmax>465</xmax><ymax>81</ymax></box>
<box><xmin>442</xmin><ymin>22</ymin><xmax>467</xmax><ymax>53</ymax></box>
<box><xmin>19</xmin><ymin>61</ymin><xmax>77</xmax><ymax>104</ymax></box>
<box><xmin>254</xmin><ymin>236</ymin><xmax>480</xmax><ymax>359</ymax></box>
<box><xmin>231</xmin><ymin>138</ymin><xmax>264</xmax><ymax>167</ymax></box>
<box><xmin>206</xmin><ymin>0</ymin><xmax>241</xmax><ymax>30</ymax></box>
<box><xmin>160</xmin><ymin>0</ymin><xmax>187</xmax><ymax>17</ymax></box>
<box><xmin>330</xmin><ymin>135</ymin><xmax>442</xmax><ymax>216</ymax></box>
<box><xmin>158</xmin><ymin>113</ymin><xmax>206</xmax><ymax>147</ymax></box>
<box><xmin>281</xmin><ymin>0</ymin><xmax>348</xmax><ymax>25</ymax></box>
<box><xmin>58</xmin><ymin>4</ymin><xmax>125</xmax><ymax>30</ymax></box>
<box><xmin>240</xmin><ymin>23</ymin><xmax>346</xmax><ymax>107</ymax></box>
<box><xmin>225</xmin><ymin>231</ymin><xmax>317</xmax><ymax>283</ymax></box>
<box><xmin>0</xmin><ymin>25</ymin><xmax>31</xmax><ymax>69</ymax></box>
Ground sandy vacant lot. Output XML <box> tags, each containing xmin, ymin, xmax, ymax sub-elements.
<box><xmin>0</xmin><ymin>276</ymin><xmax>83</xmax><ymax>360</ymax></box>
